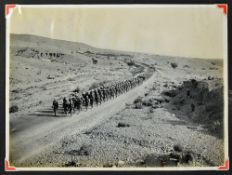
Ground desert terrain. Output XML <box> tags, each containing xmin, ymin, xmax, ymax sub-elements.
<box><xmin>9</xmin><ymin>34</ymin><xmax>225</xmax><ymax>168</ymax></box>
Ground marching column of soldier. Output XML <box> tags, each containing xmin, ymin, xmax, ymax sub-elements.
<box><xmin>52</xmin><ymin>73</ymin><xmax>151</xmax><ymax>116</ymax></box>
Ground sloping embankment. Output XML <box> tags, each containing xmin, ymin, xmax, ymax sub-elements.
<box><xmin>163</xmin><ymin>79</ymin><xmax>224</xmax><ymax>138</ymax></box>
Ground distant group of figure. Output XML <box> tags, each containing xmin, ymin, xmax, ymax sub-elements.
<box><xmin>52</xmin><ymin>73</ymin><xmax>151</xmax><ymax>116</ymax></box>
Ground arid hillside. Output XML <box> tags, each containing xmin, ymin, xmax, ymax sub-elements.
<box><xmin>9</xmin><ymin>34</ymin><xmax>224</xmax><ymax>168</ymax></box>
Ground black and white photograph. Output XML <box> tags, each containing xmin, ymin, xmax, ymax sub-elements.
<box><xmin>6</xmin><ymin>5</ymin><xmax>228</xmax><ymax>170</ymax></box>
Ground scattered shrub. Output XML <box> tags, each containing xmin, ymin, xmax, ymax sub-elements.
<box><xmin>67</xmin><ymin>77</ymin><xmax>75</xmax><ymax>81</ymax></box>
<box><xmin>117</xmin><ymin>122</ymin><xmax>130</xmax><ymax>127</ymax></box>
<box><xmin>149</xmin><ymin>107</ymin><xmax>154</xmax><ymax>113</ymax></box>
<box><xmin>181</xmin><ymin>151</ymin><xmax>194</xmax><ymax>164</ymax></box>
<box><xmin>41</xmin><ymin>86</ymin><xmax>47</xmax><ymax>90</ymax></box>
<box><xmin>37</xmin><ymin>70</ymin><xmax>42</xmax><ymax>75</ymax></box>
<box><xmin>209</xmin><ymin>67</ymin><xmax>218</xmax><ymax>70</ymax></box>
<box><xmin>64</xmin><ymin>161</ymin><xmax>76</xmax><ymax>167</ymax></box>
<box><xmin>92</xmin><ymin>58</ymin><xmax>98</xmax><ymax>64</ymax></box>
<box><xmin>134</xmin><ymin>96</ymin><xmax>142</xmax><ymax>104</ymax></box>
<box><xmin>10</xmin><ymin>105</ymin><xmax>18</xmax><ymax>113</ymax></box>
<box><xmin>211</xmin><ymin>62</ymin><xmax>216</xmax><ymax>65</ymax></box>
<box><xmin>73</xmin><ymin>86</ymin><xmax>80</xmax><ymax>93</ymax></box>
<box><xmin>163</xmin><ymin>83</ymin><xmax>168</xmax><ymax>88</ymax></box>
<box><xmin>47</xmin><ymin>75</ymin><xmax>55</xmax><ymax>79</ymax></box>
<box><xmin>162</xmin><ymin>90</ymin><xmax>177</xmax><ymax>97</ymax></box>
<box><xmin>127</xmin><ymin>60</ymin><xmax>135</xmax><ymax>66</ymax></box>
<box><xmin>170</xmin><ymin>62</ymin><xmax>178</xmax><ymax>69</ymax></box>
<box><xmin>135</xmin><ymin>102</ymin><xmax>143</xmax><ymax>109</ymax></box>
<box><xmin>78</xmin><ymin>145</ymin><xmax>91</xmax><ymax>156</ymax></box>
<box><xmin>11</xmin><ymin>89</ymin><xmax>20</xmax><ymax>93</ymax></box>
<box><xmin>208</xmin><ymin>76</ymin><xmax>214</xmax><ymax>80</ymax></box>
<box><xmin>142</xmin><ymin>98</ymin><xmax>153</xmax><ymax>106</ymax></box>
<box><xmin>173</xmin><ymin>144</ymin><xmax>183</xmax><ymax>152</ymax></box>
<box><xmin>133</xmin><ymin>97</ymin><xmax>143</xmax><ymax>109</ymax></box>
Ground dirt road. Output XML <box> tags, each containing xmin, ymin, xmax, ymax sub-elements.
<box><xmin>10</xmin><ymin>71</ymin><xmax>156</xmax><ymax>165</ymax></box>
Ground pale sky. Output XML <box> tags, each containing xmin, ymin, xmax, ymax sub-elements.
<box><xmin>9</xmin><ymin>5</ymin><xmax>226</xmax><ymax>59</ymax></box>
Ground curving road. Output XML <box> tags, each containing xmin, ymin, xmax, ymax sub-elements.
<box><xmin>10</xmin><ymin>68</ymin><xmax>156</xmax><ymax>165</ymax></box>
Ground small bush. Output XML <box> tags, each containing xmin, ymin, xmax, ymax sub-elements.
<box><xmin>134</xmin><ymin>96</ymin><xmax>142</xmax><ymax>104</ymax></box>
<box><xmin>78</xmin><ymin>145</ymin><xmax>91</xmax><ymax>156</ymax></box>
<box><xmin>149</xmin><ymin>107</ymin><xmax>154</xmax><ymax>113</ymax></box>
<box><xmin>36</xmin><ymin>70</ymin><xmax>42</xmax><ymax>75</ymax></box>
<box><xmin>64</xmin><ymin>161</ymin><xmax>76</xmax><ymax>167</ymax></box>
<box><xmin>181</xmin><ymin>151</ymin><xmax>194</xmax><ymax>164</ymax></box>
<box><xmin>47</xmin><ymin>75</ymin><xmax>55</xmax><ymax>79</ymax></box>
<box><xmin>211</xmin><ymin>62</ymin><xmax>216</xmax><ymax>65</ymax></box>
<box><xmin>41</xmin><ymin>86</ymin><xmax>47</xmax><ymax>90</ymax></box>
<box><xmin>208</xmin><ymin>76</ymin><xmax>214</xmax><ymax>80</ymax></box>
<box><xmin>92</xmin><ymin>58</ymin><xmax>98</xmax><ymax>64</ymax></box>
<box><xmin>73</xmin><ymin>86</ymin><xmax>80</xmax><ymax>93</ymax></box>
<box><xmin>10</xmin><ymin>105</ymin><xmax>18</xmax><ymax>113</ymax></box>
<box><xmin>173</xmin><ymin>144</ymin><xmax>183</xmax><ymax>152</ymax></box>
<box><xmin>170</xmin><ymin>62</ymin><xmax>178</xmax><ymax>69</ymax></box>
<box><xmin>142</xmin><ymin>98</ymin><xmax>153</xmax><ymax>106</ymax></box>
<box><xmin>209</xmin><ymin>67</ymin><xmax>218</xmax><ymax>70</ymax></box>
<box><xmin>11</xmin><ymin>89</ymin><xmax>20</xmax><ymax>93</ymax></box>
<box><xmin>117</xmin><ymin>122</ymin><xmax>130</xmax><ymax>127</ymax></box>
<box><xmin>163</xmin><ymin>83</ymin><xmax>168</xmax><ymax>88</ymax></box>
<box><xmin>163</xmin><ymin>90</ymin><xmax>177</xmax><ymax>97</ymax></box>
<box><xmin>135</xmin><ymin>102</ymin><xmax>143</xmax><ymax>109</ymax></box>
<box><xmin>134</xmin><ymin>97</ymin><xmax>143</xmax><ymax>109</ymax></box>
<box><xmin>127</xmin><ymin>60</ymin><xmax>135</xmax><ymax>66</ymax></box>
<box><xmin>67</xmin><ymin>77</ymin><xmax>75</xmax><ymax>81</ymax></box>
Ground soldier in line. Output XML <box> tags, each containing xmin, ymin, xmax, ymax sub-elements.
<box><xmin>102</xmin><ymin>87</ymin><xmax>106</xmax><ymax>102</ymax></box>
<box><xmin>71</xmin><ymin>97</ymin><xmax>76</xmax><ymax>113</ymax></box>
<box><xmin>117</xmin><ymin>84</ymin><xmax>120</xmax><ymax>95</ymax></box>
<box><xmin>89</xmin><ymin>90</ymin><xmax>94</xmax><ymax>108</ymax></box>
<box><xmin>58</xmin><ymin>72</ymin><xmax>149</xmax><ymax>115</ymax></box>
<box><xmin>63</xmin><ymin>97</ymin><xmax>68</xmax><ymax>115</ymax></box>
<box><xmin>97</xmin><ymin>88</ymin><xmax>102</xmax><ymax>104</ymax></box>
<box><xmin>72</xmin><ymin>95</ymin><xmax>81</xmax><ymax>112</ymax></box>
<box><xmin>82</xmin><ymin>92</ymin><xmax>89</xmax><ymax>110</ymax></box>
<box><xmin>115</xmin><ymin>85</ymin><xmax>118</xmax><ymax>97</ymax></box>
<box><xmin>52</xmin><ymin>99</ymin><xmax>59</xmax><ymax>116</ymax></box>
<box><xmin>107</xmin><ymin>87</ymin><xmax>112</xmax><ymax>99</ymax></box>
<box><xmin>105</xmin><ymin>87</ymin><xmax>110</xmax><ymax>100</ymax></box>
<box><xmin>81</xmin><ymin>93</ymin><xmax>85</xmax><ymax>107</ymax></box>
<box><xmin>67</xmin><ymin>98</ymin><xmax>73</xmax><ymax>114</ymax></box>
<box><xmin>127</xmin><ymin>80</ymin><xmax>131</xmax><ymax>91</ymax></box>
<box><xmin>111</xmin><ymin>85</ymin><xmax>114</xmax><ymax>98</ymax></box>
<box><xmin>94</xmin><ymin>89</ymin><xmax>99</xmax><ymax>105</ymax></box>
